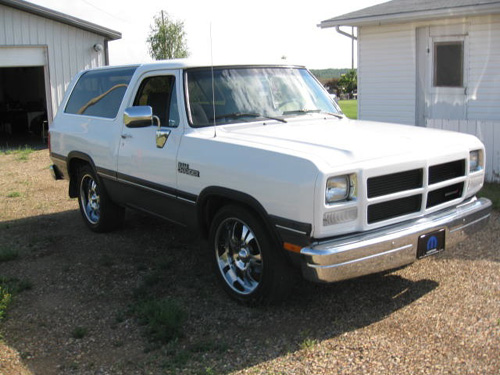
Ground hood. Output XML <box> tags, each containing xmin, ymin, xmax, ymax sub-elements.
<box><xmin>216</xmin><ymin>116</ymin><xmax>481</xmax><ymax>169</ymax></box>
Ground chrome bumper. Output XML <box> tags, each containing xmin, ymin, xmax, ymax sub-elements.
<box><xmin>301</xmin><ymin>197</ymin><xmax>492</xmax><ymax>283</ymax></box>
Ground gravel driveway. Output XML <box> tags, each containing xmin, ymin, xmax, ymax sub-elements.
<box><xmin>0</xmin><ymin>149</ymin><xmax>499</xmax><ymax>374</ymax></box>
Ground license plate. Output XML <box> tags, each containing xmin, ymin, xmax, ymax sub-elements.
<box><xmin>417</xmin><ymin>229</ymin><xmax>445</xmax><ymax>258</ymax></box>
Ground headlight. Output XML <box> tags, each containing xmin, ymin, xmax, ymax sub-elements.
<box><xmin>326</xmin><ymin>174</ymin><xmax>357</xmax><ymax>204</ymax></box>
<box><xmin>469</xmin><ymin>150</ymin><xmax>483</xmax><ymax>173</ymax></box>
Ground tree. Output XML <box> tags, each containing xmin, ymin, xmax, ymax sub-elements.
<box><xmin>147</xmin><ymin>11</ymin><xmax>189</xmax><ymax>60</ymax></box>
<box><xmin>338</xmin><ymin>69</ymin><xmax>357</xmax><ymax>98</ymax></box>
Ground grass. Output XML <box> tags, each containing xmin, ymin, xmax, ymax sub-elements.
<box><xmin>71</xmin><ymin>326</ymin><xmax>88</xmax><ymax>339</ymax></box>
<box><xmin>134</xmin><ymin>298</ymin><xmax>186</xmax><ymax>344</ymax></box>
<box><xmin>6</xmin><ymin>191</ymin><xmax>21</xmax><ymax>198</ymax></box>
<box><xmin>338</xmin><ymin>99</ymin><xmax>358</xmax><ymax>119</ymax></box>
<box><xmin>0</xmin><ymin>247</ymin><xmax>19</xmax><ymax>262</ymax></box>
<box><xmin>0</xmin><ymin>287</ymin><xmax>12</xmax><ymax>322</ymax></box>
<box><xmin>0</xmin><ymin>145</ymin><xmax>35</xmax><ymax>161</ymax></box>
<box><xmin>478</xmin><ymin>182</ymin><xmax>500</xmax><ymax>210</ymax></box>
<box><xmin>0</xmin><ymin>277</ymin><xmax>32</xmax><ymax>322</ymax></box>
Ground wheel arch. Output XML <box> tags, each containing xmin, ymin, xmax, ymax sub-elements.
<box><xmin>197</xmin><ymin>187</ymin><xmax>282</xmax><ymax>246</ymax></box>
<box><xmin>66</xmin><ymin>152</ymin><xmax>98</xmax><ymax>198</ymax></box>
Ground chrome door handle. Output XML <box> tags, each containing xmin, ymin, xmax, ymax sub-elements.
<box><xmin>156</xmin><ymin>129</ymin><xmax>171</xmax><ymax>148</ymax></box>
<box><xmin>121</xmin><ymin>133</ymin><xmax>132</xmax><ymax>139</ymax></box>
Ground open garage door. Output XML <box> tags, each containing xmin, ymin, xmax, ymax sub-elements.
<box><xmin>0</xmin><ymin>47</ymin><xmax>51</xmax><ymax>147</ymax></box>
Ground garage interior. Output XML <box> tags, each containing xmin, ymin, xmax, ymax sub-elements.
<box><xmin>0</xmin><ymin>66</ymin><xmax>48</xmax><ymax>147</ymax></box>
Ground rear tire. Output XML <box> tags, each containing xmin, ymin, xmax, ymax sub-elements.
<box><xmin>209</xmin><ymin>205</ymin><xmax>295</xmax><ymax>305</ymax></box>
<box><xmin>77</xmin><ymin>165</ymin><xmax>124</xmax><ymax>233</ymax></box>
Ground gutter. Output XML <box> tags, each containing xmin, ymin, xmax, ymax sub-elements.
<box><xmin>335</xmin><ymin>26</ymin><xmax>357</xmax><ymax>41</ymax></box>
<box><xmin>335</xmin><ymin>26</ymin><xmax>357</xmax><ymax>70</ymax></box>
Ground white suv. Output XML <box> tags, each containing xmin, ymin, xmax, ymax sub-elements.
<box><xmin>49</xmin><ymin>60</ymin><xmax>492</xmax><ymax>304</ymax></box>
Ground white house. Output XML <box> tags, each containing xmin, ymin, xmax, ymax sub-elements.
<box><xmin>0</xmin><ymin>0</ymin><xmax>121</xmax><ymax>144</ymax></box>
<box><xmin>320</xmin><ymin>0</ymin><xmax>500</xmax><ymax>182</ymax></box>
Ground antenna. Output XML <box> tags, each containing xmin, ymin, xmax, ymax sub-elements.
<box><xmin>210</xmin><ymin>23</ymin><xmax>217</xmax><ymax>138</ymax></box>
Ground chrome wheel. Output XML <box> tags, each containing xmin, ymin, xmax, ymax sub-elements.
<box><xmin>215</xmin><ymin>217</ymin><xmax>263</xmax><ymax>295</ymax></box>
<box><xmin>80</xmin><ymin>174</ymin><xmax>101</xmax><ymax>225</ymax></box>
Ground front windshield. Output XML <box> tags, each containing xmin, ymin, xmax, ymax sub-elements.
<box><xmin>186</xmin><ymin>67</ymin><xmax>340</xmax><ymax>127</ymax></box>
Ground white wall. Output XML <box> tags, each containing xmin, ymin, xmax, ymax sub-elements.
<box><xmin>467</xmin><ymin>15</ymin><xmax>500</xmax><ymax>122</ymax></box>
<box><xmin>358</xmin><ymin>24</ymin><xmax>416</xmax><ymax>125</ymax></box>
<box><xmin>0</xmin><ymin>4</ymin><xmax>107</xmax><ymax>120</ymax></box>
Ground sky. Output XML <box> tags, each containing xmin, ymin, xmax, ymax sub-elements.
<box><xmin>28</xmin><ymin>0</ymin><xmax>388</xmax><ymax>69</ymax></box>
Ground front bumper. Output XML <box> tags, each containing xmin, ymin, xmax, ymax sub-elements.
<box><xmin>301</xmin><ymin>197</ymin><xmax>492</xmax><ymax>283</ymax></box>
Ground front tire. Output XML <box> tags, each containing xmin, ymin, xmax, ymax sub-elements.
<box><xmin>209</xmin><ymin>205</ymin><xmax>295</xmax><ymax>305</ymax></box>
<box><xmin>77</xmin><ymin>165</ymin><xmax>124</xmax><ymax>232</ymax></box>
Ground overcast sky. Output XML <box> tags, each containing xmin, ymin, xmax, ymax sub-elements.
<box><xmin>28</xmin><ymin>0</ymin><xmax>387</xmax><ymax>69</ymax></box>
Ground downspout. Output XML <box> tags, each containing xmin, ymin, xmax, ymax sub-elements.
<box><xmin>335</xmin><ymin>26</ymin><xmax>357</xmax><ymax>70</ymax></box>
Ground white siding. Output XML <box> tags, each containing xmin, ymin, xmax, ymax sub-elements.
<box><xmin>0</xmin><ymin>4</ymin><xmax>106</xmax><ymax>119</ymax></box>
<box><xmin>358</xmin><ymin>24</ymin><xmax>416</xmax><ymax>125</ymax></box>
<box><xmin>467</xmin><ymin>16</ymin><xmax>500</xmax><ymax>121</ymax></box>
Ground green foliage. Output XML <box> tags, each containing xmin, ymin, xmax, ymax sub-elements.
<box><xmin>0</xmin><ymin>277</ymin><xmax>32</xmax><ymax>322</ymax></box>
<box><xmin>72</xmin><ymin>327</ymin><xmax>88</xmax><ymax>339</ymax></box>
<box><xmin>311</xmin><ymin>68</ymin><xmax>352</xmax><ymax>82</ymax></box>
<box><xmin>6</xmin><ymin>191</ymin><xmax>21</xmax><ymax>198</ymax></box>
<box><xmin>0</xmin><ymin>287</ymin><xmax>12</xmax><ymax>322</ymax></box>
<box><xmin>0</xmin><ymin>145</ymin><xmax>34</xmax><ymax>160</ymax></box>
<box><xmin>338</xmin><ymin>100</ymin><xmax>358</xmax><ymax>119</ymax></box>
<box><xmin>0</xmin><ymin>247</ymin><xmax>19</xmax><ymax>262</ymax></box>
<box><xmin>338</xmin><ymin>69</ymin><xmax>357</xmax><ymax>96</ymax></box>
<box><xmin>134</xmin><ymin>298</ymin><xmax>186</xmax><ymax>344</ymax></box>
<box><xmin>147</xmin><ymin>11</ymin><xmax>189</xmax><ymax>60</ymax></box>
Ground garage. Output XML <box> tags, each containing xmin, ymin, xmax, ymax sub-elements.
<box><xmin>0</xmin><ymin>0</ymin><xmax>121</xmax><ymax>147</ymax></box>
<box><xmin>0</xmin><ymin>46</ymin><xmax>49</xmax><ymax>144</ymax></box>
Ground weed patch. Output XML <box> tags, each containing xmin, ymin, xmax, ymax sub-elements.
<box><xmin>0</xmin><ymin>247</ymin><xmax>19</xmax><ymax>262</ymax></box>
<box><xmin>0</xmin><ymin>145</ymin><xmax>35</xmax><ymax>161</ymax></box>
<box><xmin>71</xmin><ymin>327</ymin><xmax>88</xmax><ymax>339</ymax></box>
<box><xmin>0</xmin><ymin>286</ymin><xmax>12</xmax><ymax>322</ymax></box>
<box><xmin>134</xmin><ymin>298</ymin><xmax>186</xmax><ymax>344</ymax></box>
<box><xmin>0</xmin><ymin>277</ymin><xmax>32</xmax><ymax>322</ymax></box>
<box><xmin>6</xmin><ymin>191</ymin><xmax>22</xmax><ymax>198</ymax></box>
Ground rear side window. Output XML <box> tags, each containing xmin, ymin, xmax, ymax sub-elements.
<box><xmin>65</xmin><ymin>67</ymin><xmax>137</xmax><ymax>118</ymax></box>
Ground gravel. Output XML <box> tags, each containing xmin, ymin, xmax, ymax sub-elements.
<box><xmin>0</xmin><ymin>149</ymin><xmax>499</xmax><ymax>374</ymax></box>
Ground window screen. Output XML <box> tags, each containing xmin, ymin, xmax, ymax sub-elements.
<box><xmin>434</xmin><ymin>42</ymin><xmax>464</xmax><ymax>87</ymax></box>
<box><xmin>133</xmin><ymin>75</ymin><xmax>179</xmax><ymax>127</ymax></box>
<box><xmin>65</xmin><ymin>67</ymin><xmax>137</xmax><ymax>118</ymax></box>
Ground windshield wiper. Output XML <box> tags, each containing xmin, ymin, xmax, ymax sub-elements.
<box><xmin>282</xmin><ymin>108</ymin><xmax>343</xmax><ymax>119</ymax></box>
<box><xmin>214</xmin><ymin>112</ymin><xmax>287</xmax><ymax>123</ymax></box>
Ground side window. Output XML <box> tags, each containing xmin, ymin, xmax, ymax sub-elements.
<box><xmin>133</xmin><ymin>75</ymin><xmax>179</xmax><ymax>127</ymax></box>
<box><xmin>65</xmin><ymin>67</ymin><xmax>137</xmax><ymax>118</ymax></box>
<box><xmin>433</xmin><ymin>41</ymin><xmax>464</xmax><ymax>87</ymax></box>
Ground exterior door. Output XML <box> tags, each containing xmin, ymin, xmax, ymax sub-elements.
<box><xmin>417</xmin><ymin>25</ymin><xmax>468</xmax><ymax>125</ymax></box>
<box><xmin>117</xmin><ymin>70</ymin><xmax>184</xmax><ymax>218</ymax></box>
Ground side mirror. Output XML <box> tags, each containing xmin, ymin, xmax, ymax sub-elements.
<box><xmin>123</xmin><ymin>106</ymin><xmax>154</xmax><ymax>128</ymax></box>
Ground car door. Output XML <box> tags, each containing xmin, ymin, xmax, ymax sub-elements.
<box><xmin>116</xmin><ymin>70</ymin><xmax>187</xmax><ymax>222</ymax></box>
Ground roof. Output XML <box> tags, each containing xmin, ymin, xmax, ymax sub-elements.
<box><xmin>320</xmin><ymin>0</ymin><xmax>500</xmax><ymax>28</ymax></box>
<box><xmin>0</xmin><ymin>0</ymin><xmax>121</xmax><ymax>40</ymax></box>
<box><xmin>82</xmin><ymin>59</ymin><xmax>307</xmax><ymax>73</ymax></box>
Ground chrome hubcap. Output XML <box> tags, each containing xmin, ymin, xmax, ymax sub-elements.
<box><xmin>215</xmin><ymin>218</ymin><xmax>262</xmax><ymax>295</ymax></box>
<box><xmin>80</xmin><ymin>174</ymin><xmax>100</xmax><ymax>225</ymax></box>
